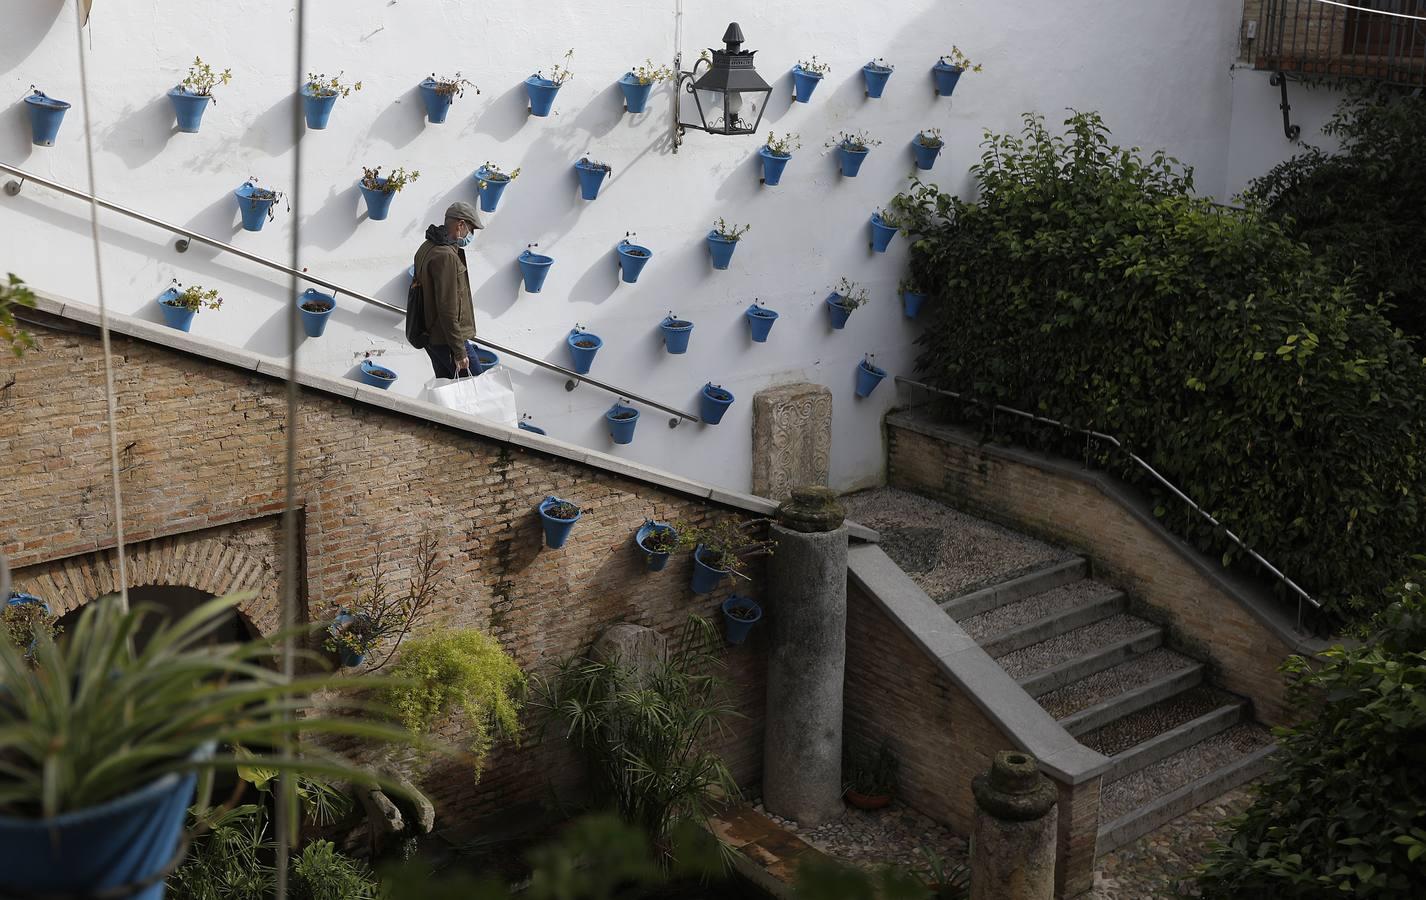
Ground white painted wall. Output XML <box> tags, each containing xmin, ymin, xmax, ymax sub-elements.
<box><xmin>0</xmin><ymin>0</ymin><xmax>1332</xmax><ymax>494</ymax></box>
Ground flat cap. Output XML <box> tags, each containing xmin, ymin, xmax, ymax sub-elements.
<box><xmin>445</xmin><ymin>201</ymin><xmax>484</xmax><ymax>229</ymax></box>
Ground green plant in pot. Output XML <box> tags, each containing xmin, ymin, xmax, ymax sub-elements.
<box><xmin>916</xmin><ymin>844</ymin><xmax>969</xmax><ymax>899</ymax></box>
<box><xmin>843</xmin><ymin>738</ymin><xmax>899</xmax><ymax>809</ymax></box>
<box><xmin>2</xmin><ymin>593</ymin><xmax>59</xmax><ymax>659</ymax></box>
<box><xmin>674</xmin><ymin>516</ymin><xmax>775</xmax><ymax>594</ymax></box>
<box><xmin>325</xmin><ymin>531</ymin><xmax>444</xmax><ymax>670</ymax></box>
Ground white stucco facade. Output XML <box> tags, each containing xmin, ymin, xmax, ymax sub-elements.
<box><xmin>0</xmin><ymin>0</ymin><xmax>1337</xmax><ymax>494</ymax></box>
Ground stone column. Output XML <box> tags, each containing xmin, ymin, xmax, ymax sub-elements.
<box><xmin>762</xmin><ymin>486</ymin><xmax>848</xmax><ymax>825</ymax></box>
<box><xmin>970</xmin><ymin>751</ymin><xmax>1059</xmax><ymax>900</ymax></box>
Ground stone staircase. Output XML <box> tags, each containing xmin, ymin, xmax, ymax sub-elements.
<box><xmin>942</xmin><ymin>558</ymin><xmax>1276</xmax><ymax>853</ymax></box>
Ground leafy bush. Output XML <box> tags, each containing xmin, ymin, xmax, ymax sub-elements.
<box><xmin>1197</xmin><ymin>573</ymin><xmax>1426</xmax><ymax>897</ymax></box>
<box><xmin>290</xmin><ymin>840</ymin><xmax>380</xmax><ymax>900</ymax></box>
<box><xmin>890</xmin><ymin>111</ymin><xmax>1426</xmax><ymax>625</ymax></box>
<box><xmin>1245</xmin><ymin>87</ymin><xmax>1426</xmax><ymax>344</ymax></box>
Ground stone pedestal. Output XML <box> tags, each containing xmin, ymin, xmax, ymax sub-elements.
<box><xmin>762</xmin><ymin>487</ymin><xmax>847</xmax><ymax>825</ymax></box>
<box><xmin>593</xmin><ymin>623</ymin><xmax>667</xmax><ymax>687</ymax></box>
<box><xmin>970</xmin><ymin>751</ymin><xmax>1059</xmax><ymax>900</ymax></box>
<box><xmin>751</xmin><ymin>383</ymin><xmax>832</xmax><ymax>501</ymax></box>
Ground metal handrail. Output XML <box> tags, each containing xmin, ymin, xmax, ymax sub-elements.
<box><xmin>894</xmin><ymin>376</ymin><xmax>1321</xmax><ymax>631</ymax></box>
<box><xmin>0</xmin><ymin>161</ymin><xmax>702</xmax><ymax>425</ymax></box>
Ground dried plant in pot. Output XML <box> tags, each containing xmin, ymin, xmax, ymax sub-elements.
<box><xmin>323</xmin><ymin>533</ymin><xmax>444</xmax><ymax>670</ymax></box>
<box><xmin>419</xmin><ymin>72</ymin><xmax>478</xmax><ymax>124</ymax></box>
<box><xmin>301</xmin><ymin>71</ymin><xmax>361</xmax><ymax>129</ymax></box>
<box><xmin>674</xmin><ymin>516</ymin><xmax>775</xmax><ymax>594</ymax></box>
<box><xmin>843</xmin><ymin>738</ymin><xmax>899</xmax><ymax>809</ymax></box>
<box><xmin>169</xmin><ymin>56</ymin><xmax>231</xmax><ymax>133</ymax></box>
<box><xmin>358</xmin><ymin>165</ymin><xmax>419</xmax><ymax>221</ymax></box>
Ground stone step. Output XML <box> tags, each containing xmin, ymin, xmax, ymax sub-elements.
<box><xmin>975</xmin><ymin>585</ymin><xmax>1126</xmax><ymax>657</ymax></box>
<box><xmin>1040</xmin><ymin>648</ymin><xmax>1198</xmax><ymax>721</ymax></box>
<box><xmin>1019</xmin><ymin>627</ymin><xmax>1163</xmax><ymax>698</ymax></box>
<box><xmin>1096</xmin><ymin>735</ymin><xmax>1276</xmax><ymax>854</ymax></box>
<box><xmin>939</xmin><ymin>557</ymin><xmax>1088</xmax><ymax>620</ymax></box>
<box><xmin>996</xmin><ymin>614</ymin><xmax>1158</xmax><ymax>681</ymax></box>
<box><xmin>1076</xmin><ymin>685</ymin><xmax>1238</xmax><ymax>757</ymax></box>
<box><xmin>1059</xmin><ymin>663</ymin><xmax>1204</xmax><ymax>737</ymax></box>
<box><xmin>1099</xmin><ymin>703</ymin><xmax>1245</xmax><ymax>783</ymax></box>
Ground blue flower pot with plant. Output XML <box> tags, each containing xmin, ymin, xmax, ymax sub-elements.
<box><xmin>707</xmin><ymin>233</ymin><xmax>738</xmax><ymax>270</ymax></box>
<box><xmin>635</xmin><ymin>520</ymin><xmax>678</xmax><ymax>571</ymax></box>
<box><xmin>826</xmin><ymin>294</ymin><xmax>854</xmax><ymax>329</ymax></box>
<box><xmin>838</xmin><ymin>144</ymin><xmax>870</xmax><ymax>177</ymax></box>
<box><xmin>473</xmin><ymin>347</ymin><xmax>499</xmax><ymax>374</ymax></box>
<box><xmin>912</xmin><ymin>137</ymin><xmax>943</xmax><ymax>171</ymax></box>
<box><xmin>660</xmin><ymin>316</ymin><xmax>693</xmax><ymax>354</ymax></box>
<box><xmin>619</xmin><ymin>73</ymin><xmax>655</xmax><ymax>113</ymax></box>
<box><xmin>690</xmin><ymin>545</ymin><xmax>730</xmax><ymax>594</ymax></box>
<box><xmin>5</xmin><ymin>592</ymin><xmax>50</xmax><ymax>655</ymax></box>
<box><xmin>418</xmin><ymin>78</ymin><xmax>455</xmax><ymax>123</ymax></box>
<box><xmin>156</xmin><ymin>286</ymin><xmax>194</xmax><ymax>332</ymax></box>
<box><xmin>700</xmin><ymin>383</ymin><xmax>734</xmax><ymax>425</ymax></box>
<box><xmin>855</xmin><ymin>358</ymin><xmax>887</xmax><ymax>398</ymax></box>
<box><xmin>23</xmin><ymin>91</ymin><xmax>70</xmax><ymax>146</ymax></box>
<box><xmin>538</xmin><ymin>495</ymin><xmax>581</xmax><ymax>549</ymax></box>
<box><xmin>474</xmin><ymin>166</ymin><xmax>512</xmax><ymax>213</ymax></box>
<box><xmin>358</xmin><ymin>178</ymin><xmax>396</xmax><ymax>221</ymax></box>
<box><xmin>759</xmin><ymin>146</ymin><xmax>792</xmax><ymax>185</ymax></box>
<box><xmin>746</xmin><ymin>304</ymin><xmax>779</xmax><ymax>342</ymax></box>
<box><xmin>862</xmin><ymin>60</ymin><xmax>894</xmax><ymax>98</ymax></box>
<box><xmin>234</xmin><ymin>182</ymin><xmax>277</xmax><ymax>232</ymax></box>
<box><xmin>327</xmin><ymin>612</ymin><xmax>369</xmax><ymax>668</ymax></box>
<box><xmin>575</xmin><ymin>158</ymin><xmax>611</xmax><ymax>200</ymax></box>
<box><xmin>518</xmin><ymin>249</ymin><xmax>554</xmax><ymax>293</ymax></box>
<box><xmin>525</xmin><ymin>75</ymin><xmax>561</xmax><ymax>117</ymax></box>
<box><xmin>722</xmin><ymin>595</ymin><xmax>763</xmax><ymax>645</ymax></box>
<box><xmin>902</xmin><ymin>289</ymin><xmax>928</xmax><ymax>318</ymax></box>
<box><xmin>167</xmin><ymin>88</ymin><xmax>211</xmax><ymax>133</ymax></box>
<box><xmin>298</xmin><ymin>288</ymin><xmax>335</xmax><ymax>338</ymax></box>
<box><xmin>791</xmin><ymin>65</ymin><xmax>824</xmax><ymax>103</ymax></box>
<box><xmin>617</xmin><ymin>241</ymin><xmax>653</xmax><ymax>284</ymax></box>
<box><xmin>300</xmin><ymin>86</ymin><xmax>338</xmax><ymax>130</ymax></box>
<box><xmin>566</xmin><ymin>329</ymin><xmax>602</xmax><ymax>375</ymax></box>
<box><xmin>606</xmin><ymin>402</ymin><xmax>640</xmax><ymax>445</ymax></box>
<box><xmin>870</xmin><ymin>213</ymin><xmax>898</xmax><ymax>253</ymax></box>
<box><xmin>933</xmin><ymin>61</ymin><xmax>965</xmax><ymax>97</ymax></box>
<box><xmin>358</xmin><ymin>359</ymin><xmax>397</xmax><ymax>389</ymax></box>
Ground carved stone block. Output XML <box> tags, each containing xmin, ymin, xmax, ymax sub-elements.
<box><xmin>752</xmin><ymin>383</ymin><xmax>832</xmax><ymax>501</ymax></box>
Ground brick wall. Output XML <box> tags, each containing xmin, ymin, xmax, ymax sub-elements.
<box><xmin>0</xmin><ymin>326</ymin><xmax>766</xmax><ymax>827</ymax></box>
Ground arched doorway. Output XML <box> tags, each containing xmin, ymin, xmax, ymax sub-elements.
<box><xmin>54</xmin><ymin>584</ymin><xmax>261</xmax><ymax>653</ymax></box>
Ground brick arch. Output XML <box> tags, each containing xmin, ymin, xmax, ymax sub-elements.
<box><xmin>11</xmin><ymin>527</ymin><xmax>283</xmax><ymax>637</ymax></box>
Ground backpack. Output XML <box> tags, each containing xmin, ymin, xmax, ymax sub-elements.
<box><xmin>405</xmin><ymin>246</ymin><xmax>432</xmax><ymax>349</ymax></box>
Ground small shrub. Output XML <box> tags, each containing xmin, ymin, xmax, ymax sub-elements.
<box><xmin>360</xmin><ymin>166</ymin><xmax>419</xmax><ymax>193</ymax></box>
<box><xmin>180</xmin><ymin>56</ymin><xmax>231</xmax><ymax>98</ymax></box>
<box><xmin>290</xmin><ymin>840</ymin><xmax>380</xmax><ymax>900</ymax></box>
<box><xmin>765</xmin><ymin>131</ymin><xmax>800</xmax><ymax>156</ymax></box>
<box><xmin>305</xmin><ymin>71</ymin><xmax>361</xmax><ymax>98</ymax></box>
<box><xmin>711</xmin><ymin>217</ymin><xmax>751</xmax><ymax>241</ymax></box>
<box><xmin>0</xmin><ymin>273</ymin><xmax>36</xmax><ymax>356</ymax></box>
<box><xmin>163</xmin><ymin>279</ymin><xmax>223</xmax><ymax>313</ymax></box>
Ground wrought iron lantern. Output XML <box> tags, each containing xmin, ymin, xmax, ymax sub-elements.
<box><xmin>672</xmin><ymin>22</ymin><xmax>772</xmax><ymax>152</ymax></box>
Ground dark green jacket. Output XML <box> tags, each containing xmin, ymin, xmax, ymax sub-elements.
<box><xmin>415</xmin><ymin>238</ymin><xmax>476</xmax><ymax>351</ymax></box>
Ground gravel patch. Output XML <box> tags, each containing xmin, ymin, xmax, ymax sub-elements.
<box><xmin>753</xmin><ymin>799</ymin><xmax>967</xmax><ymax>880</ymax></box>
<box><xmin>995</xmin><ymin>614</ymin><xmax>1156</xmax><ymax>679</ymax></box>
<box><xmin>1080</xmin><ymin>686</ymin><xmax>1239</xmax><ymax>757</ymax></box>
<box><xmin>843</xmin><ymin>488</ymin><xmax>1071</xmax><ymax>599</ymax></box>
<box><xmin>1099</xmin><ymin>724</ymin><xmax>1273</xmax><ymax>822</ymax></box>
<box><xmin>959</xmin><ymin>580</ymin><xmax>1118</xmax><ymax>642</ymax></box>
<box><xmin>1037</xmin><ymin>648</ymin><xmax>1198</xmax><ymax>720</ymax></box>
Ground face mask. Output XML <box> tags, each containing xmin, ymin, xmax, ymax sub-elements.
<box><xmin>457</xmin><ymin>230</ymin><xmax>474</xmax><ymax>248</ymax></box>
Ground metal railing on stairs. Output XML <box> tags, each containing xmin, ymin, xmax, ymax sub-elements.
<box><xmin>0</xmin><ymin>161</ymin><xmax>701</xmax><ymax>426</ymax></box>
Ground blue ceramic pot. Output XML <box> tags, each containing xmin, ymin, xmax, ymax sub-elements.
<box><xmin>933</xmin><ymin>62</ymin><xmax>965</xmax><ymax>97</ymax></box>
<box><xmin>298</xmin><ymin>288</ymin><xmax>335</xmax><ymax>338</ymax></box>
<box><xmin>156</xmin><ymin>287</ymin><xmax>194</xmax><ymax>332</ymax></box>
<box><xmin>24</xmin><ymin>92</ymin><xmax>70</xmax><ymax>146</ymax></box>
<box><xmin>234</xmin><ymin>183</ymin><xmax>277</xmax><ymax>232</ymax></box>
<box><xmin>358</xmin><ymin>359</ymin><xmax>397</xmax><ymax>389</ymax></box>
<box><xmin>472</xmin><ymin>347</ymin><xmax>499</xmax><ymax>374</ymax></box>
<box><xmin>862</xmin><ymin>63</ymin><xmax>893</xmax><ymax>98</ymax></box>
<box><xmin>870</xmin><ymin>213</ymin><xmax>898</xmax><ymax>253</ymax></box>
<box><xmin>699</xmin><ymin>383</ymin><xmax>734</xmax><ymax>425</ymax></box>
<box><xmin>518</xmin><ymin>250</ymin><xmax>554</xmax><ymax>293</ymax></box>
<box><xmin>746</xmin><ymin>305</ymin><xmax>778</xmax><ymax>342</ymax></box>
<box><xmin>635</xmin><ymin>521</ymin><xmax>678</xmax><ymax>572</ymax></box>
<box><xmin>912</xmin><ymin>138</ymin><xmax>943</xmax><ymax>171</ymax></box>
<box><xmin>167</xmin><ymin>87</ymin><xmax>211</xmax><ymax>133</ymax></box>
<box><xmin>838</xmin><ymin>144</ymin><xmax>870</xmax><ymax>177</ymax></box>
<box><xmin>855</xmin><ymin>359</ymin><xmax>887</xmax><ymax>398</ymax></box>
<box><xmin>475</xmin><ymin>168</ymin><xmax>510</xmax><ymax>213</ymax></box>
<box><xmin>538</xmin><ymin>495</ymin><xmax>581</xmax><ymax>549</ymax></box>
<box><xmin>759</xmin><ymin>146</ymin><xmax>791</xmax><ymax>185</ymax></box>
<box><xmin>690</xmin><ymin>545</ymin><xmax>730</xmax><ymax>594</ymax></box>
<box><xmin>5</xmin><ymin>593</ymin><xmax>49</xmax><ymax>655</ymax></box>
<box><xmin>902</xmin><ymin>290</ymin><xmax>928</xmax><ymax>319</ymax></box>
<box><xmin>575</xmin><ymin>160</ymin><xmax>610</xmax><ymax>200</ymax></box>
<box><xmin>566</xmin><ymin>330</ymin><xmax>602</xmax><ymax>375</ymax></box>
<box><xmin>791</xmin><ymin>66</ymin><xmax>823</xmax><ymax>103</ymax></box>
<box><xmin>661</xmin><ymin>317</ymin><xmax>693</xmax><ymax>354</ymax></box>
<box><xmin>419</xmin><ymin>79</ymin><xmax>454</xmax><ymax>123</ymax></box>
<box><xmin>826</xmin><ymin>294</ymin><xmax>854</xmax><ymax>329</ymax></box>
<box><xmin>722</xmin><ymin>596</ymin><xmax>763</xmax><ymax>645</ymax></box>
<box><xmin>518</xmin><ymin>421</ymin><xmax>547</xmax><ymax>435</ymax></box>
<box><xmin>606</xmin><ymin>403</ymin><xmax>640</xmax><ymax>445</ymax></box>
<box><xmin>619</xmin><ymin>73</ymin><xmax>655</xmax><ymax>113</ymax></box>
<box><xmin>707</xmin><ymin>232</ymin><xmax>738</xmax><ymax>270</ymax></box>
<box><xmin>359</xmin><ymin>179</ymin><xmax>396</xmax><ymax>221</ymax></box>
<box><xmin>525</xmin><ymin>76</ymin><xmax>561</xmax><ymax>117</ymax></box>
<box><xmin>617</xmin><ymin>243</ymin><xmax>652</xmax><ymax>284</ymax></box>
<box><xmin>300</xmin><ymin>86</ymin><xmax>338</xmax><ymax>129</ymax></box>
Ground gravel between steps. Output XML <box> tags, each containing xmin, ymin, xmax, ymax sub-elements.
<box><xmin>1099</xmin><ymin>724</ymin><xmax>1273</xmax><ymax>822</ymax></box>
<box><xmin>959</xmin><ymin>579</ymin><xmax>1118</xmax><ymax>642</ymax></box>
<box><xmin>996</xmin><ymin>613</ymin><xmax>1156</xmax><ymax>680</ymax></box>
<box><xmin>1038</xmin><ymin>648</ymin><xmax>1198</xmax><ymax>720</ymax></box>
<box><xmin>1079</xmin><ymin>686</ymin><xmax>1239</xmax><ymax>756</ymax></box>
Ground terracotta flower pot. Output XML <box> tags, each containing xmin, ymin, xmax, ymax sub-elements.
<box><xmin>844</xmin><ymin>789</ymin><xmax>892</xmax><ymax>810</ymax></box>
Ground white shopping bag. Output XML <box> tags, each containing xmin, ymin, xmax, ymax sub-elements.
<box><xmin>424</xmin><ymin>366</ymin><xmax>519</xmax><ymax>428</ymax></box>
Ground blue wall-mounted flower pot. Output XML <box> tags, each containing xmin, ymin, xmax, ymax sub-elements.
<box><xmin>359</xmin><ymin>179</ymin><xmax>396</xmax><ymax>220</ymax></box>
<box><xmin>707</xmin><ymin>233</ymin><xmax>738</xmax><ymax>270</ymax></box>
<box><xmin>473</xmin><ymin>347</ymin><xmax>499</xmax><ymax>374</ymax></box>
<box><xmin>156</xmin><ymin>287</ymin><xmax>194</xmax><ymax>332</ymax></box>
<box><xmin>838</xmin><ymin>145</ymin><xmax>869</xmax><ymax>177</ymax></box>
<box><xmin>5</xmin><ymin>592</ymin><xmax>49</xmax><ymax>655</ymax></box>
<box><xmin>826</xmin><ymin>294</ymin><xmax>854</xmax><ymax>329</ymax></box>
<box><xmin>525</xmin><ymin>76</ymin><xmax>561</xmax><ymax>117</ymax></box>
<box><xmin>298</xmin><ymin>288</ymin><xmax>335</xmax><ymax>337</ymax></box>
<box><xmin>538</xmin><ymin>495</ymin><xmax>581</xmax><ymax>549</ymax></box>
<box><xmin>933</xmin><ymin>62</ymin><xmax>965</xmax><ymax>97</ymax></box>
<box><xmin>700</xmin><ymin>383</ymin><xmax>734</xmax><ymax>424</ymax></box>
<box><xmin>862</xmin><ymin>63</ymin><xmax>893</xmax><ymax>98</ymax></box>
<box><xmin>567</xmin><ymin>330</ymin><xmax>602</xmax><ymax>375</ymax></box>
<box><xmin>617</xmin><ymin>243</ymin><xmax>652</xmax><ymax>283</ymax></box>
<box><xmin>759</xmin><ymin>146</ymin><xmax>791</xmax><ymax>185</ymax></box>
<box><xmin>606</xmin><ymin>403</ymin><xmax>640</xmax><ymax>444</ymax></box>
<box><xmin>518</xmin><ymin>250</ymin><xmax>554</xmax><ymax>293</ymax></box>
<box><xmin>661</xmin><ymin>317</ymin><xmax>693</xmax><ymax>354</ymax></box>
<box><xmin>855</xmin><ymin>359</ymin><xmax>887</xmax><ymax>397</ymax></box>
<box><xmin>168</xmin><ymin>87</ymin><xmax>211</xmax><ymax>133</ymax></box>
<box><xmin>912</xmin><ymin>139</ymin><xmax>943</xmax><ymax>171</ymax></box>
<box><xmin>234</xmin><ymin>183</ymin><xmax>276</xmax><ymax>232</ymax></box>
<box><xmin>300</xmin><ymin>86</ymin><xmax>338</xmax><ymax>129</ymax></box>
<box><xmin>791</xmin><ymin>66</ymin><xmax>823</xmax><ymax>103</ymax></box>
<box><xmin>690</xmin><ymin>545</ymin><xmax>730</xmax><ymax>594</ymax></box>
<box><xmin>722</xmin><ymin>595</ymin><xmax>763</xmax><ymax>645</ymax></box>
<box><xmin>358</xmin><ymin>359</ymin><xmax>397</xmax><ymax>389</ymax></box>
<box><xmin>418</xmin><ymin>79</ymin><xmax>454</xmax><ymax>123</ymax></box>
<box><xmin>475</xmin><ymin>168</ymin><xmax>510</xmax><ymax>213</ymax></box>
<box><xmin>746</xmin><ymin>305</ymin><xmax>778</xmax><ymax>342</ymax></box>
<box><xmin>328</xmin><ymin>612</ymin><xmax>370</xmax><ymax>668</ymax></box>
<box><xmin>619</xmin><ymin>73</ymin><xmax>655</xmax><ymax>113</ymax></box>
<box><xmin>518</xmin><ymin>421</ymin><xmax>547</xmax><ymax>435</ymax></box>
<box><xmin>24</xmin><ymin>92</ymin><xmax>70</xmax><ymax>146</ymax></box>
<box><xmin>635</xmin><ymin>520</ymin><xmax>678</xmax><ymax>571</ymax></box>
<box><xmin>902</xmin><ymin>290</ymin><xmax>928</xmax><ymax>318</ymax></box>
<box><xmin>870</xmin><ymin>213</ymin><xmax>898</xmax><ymax>253</ymax></box>
<box><xmin>575</xmin><ymin>160</ymin><xmax>610</xmax><ymax>200</ymax></box>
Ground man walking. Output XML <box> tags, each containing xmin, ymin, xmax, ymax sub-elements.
<box><xmin>413</xmin><ymin>201</ymin><xmax>483</xmax><ymax>378</ymax></box>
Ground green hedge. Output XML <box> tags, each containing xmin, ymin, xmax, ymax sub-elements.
<box><xmin>890</xmin><ymin>112</ymin><xmax>1426</xmax><ymax>625</ymax></box>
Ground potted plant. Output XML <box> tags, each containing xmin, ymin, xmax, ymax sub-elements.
<box><xmin>23</xmin><ymin>86</ymin><xmax>70</xmax><ymax>146</ymax></box>
<box><xmin>233</xmin><ymin>177</ymin><xmax>287</xmax><ymax>232</ymax></box>
<box><xmin>474</xmin><ymin>161</ymin><xmax>520</xmax><ymax>213</ymax></box>
<box><xmin>870</xmin><ymin>207</ymin><xmax>900</xmax><ymax>253</ymax></box>
<box><xmin>606</xmin><ymin>400</ymin><xmax>640</xmax><ymax>445</ymax></box>
<box><xmin>566</xmin><ymin>325</ymin><xmax>602</xmax><ymax>375</ymax></box>
<box><xmin>321</xmin><ymin>534</ymin><xmax>444</xmax><ymax>671</ymax></box>
<box><xmin>916</xmin><ymin>845</ymin><xmax>970</xmax><ymax>900</ymax></box>
<box><xmin>616</xmin><ymin>235</ymin><xmax>653</xmax><ymax>284</ymax></box>
<box><xmin>358</xmin><ymin>165</ymin><xmax>419</xmax><ymax>221</ymax></box>
<box><xmin>518</xmin><ymin>243</ymin><xmax>554</xmax><ymax>293</ymax></box>
<box><xmin>518</xmin><ymin>413</ymin><xmax>547</xmax><ymax>435</ymax></box>
<box><xmin>759</xmin><ymin>132</ymin><xmax>800</xmax><ymax>186</ymax></box>
<box><xmin>745</xmin><ymin>301</ymin><xmax>779</xmax><ymax>343</ymax></box>
<box><xmin>699</xmin><ymin>382</ymin><xmax>735</xmax><ymax>425</ymax></box>
<box><xmin>619</xmin><ymin>59</ymin><xmax>674</xmax><ymax>114</ymax></box>
<box><xmin>538</xmin><ymin>495</ymin><xmax>582</xmax><ymax>549</ymax></box>
<box><xmin>791</xmin><ymin>56</ymin><xmax>830</xmax><ymax>103</ymax></box>
<box><xmin>419</xmin><ymin>72</ymin><xmax>478</xmax><ymax>124</ymax></box>
<box><xmin>526</xmin><ymin>49</ymin><xmax>574</xmax><ymax>117</ymax></box>
<box><xmin>827</xmin><ymin>130</ymin><xmax>882</xmax><ymax>178</ymax></box>
<box><xmin>297</xmin><ymin>287</ymin><xmax>335</xmax><ymax>338</ymax></box>
<box><xmin>844</xmin><ymin>739</ymin><xmax>899</xmax><ymax>809</ymax></box>
<box><xmin>358</xmin><ymin>356</ymin><xmax>397</xmax><ymax>389</ymax></box>
<box><xmin>933</xmin><ymin>46</ymin><xmax>982</xmax><ymax>98</ymax></box>
<box><xmin>575</xmin><ymin>156</ymin><xmax>613</xmax><ymax>200</ymax></box>
<box><xmin>301</xmin><ymin>71</ymin><xmax>361</xmax><ymax>130</ymax></box>
<box><xmin>721</xmin><ymin>596</ymin><xmax>763</xmax><ymax>646</ymax></box>
<box><xmin>825</xmin><ymin>276</ymin><xmax>870</xmax><ymax>329</ymax></box>
<box><xmin>3</xmin><ymin>592</ymin><xmax>58</xmax><ymax>658</ymax></box>
<box><xmin>862</xmin><ymin>57</ymin><xmax>894</xmax><ymax>98</ymax></box>
<box><xmin>660</xmin><ymin>312</ymin><xmax>694</xmax><ymax>354</ymax></box>
<box><xmin>675</xmin><ymin>517</ymin><xmax>775</xmax><ymax>595</ymax></box>
<box><xmin>912</xmin><ymin>127</ymin><xmax>944</xmax><ymax>171</ymax></box>
<box><xmin>900</xmin><ymin>278</ymin><xmax>929</xmax><ymax>318</ymax></box>
<box><xmin>707</xmin><ymin>218</ymin><xmax>750</xmax><ymax>270</ymax></box>
<box><xmin>855</xmin><ymin>353</ymin><xmax>887</xmax><ymax>398</ymax></box>
<box><xmin>156</xmin><ymin>279</ymin><xmax>222</xmax><ymax>332</ymax></box>
<box><xmin>169</xmin><ymin>56</ymin><xmax>231</xmax><ymax>133</ymax></box>
<box><xmin>634</xmin><ymin>520</ymin><xmax>679</xmax><ymax>571</ymax></box>
<box><xmin>325</xmin><ymin>610</ymin><xmax>378</xmax><ymax>668</ymax></box>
